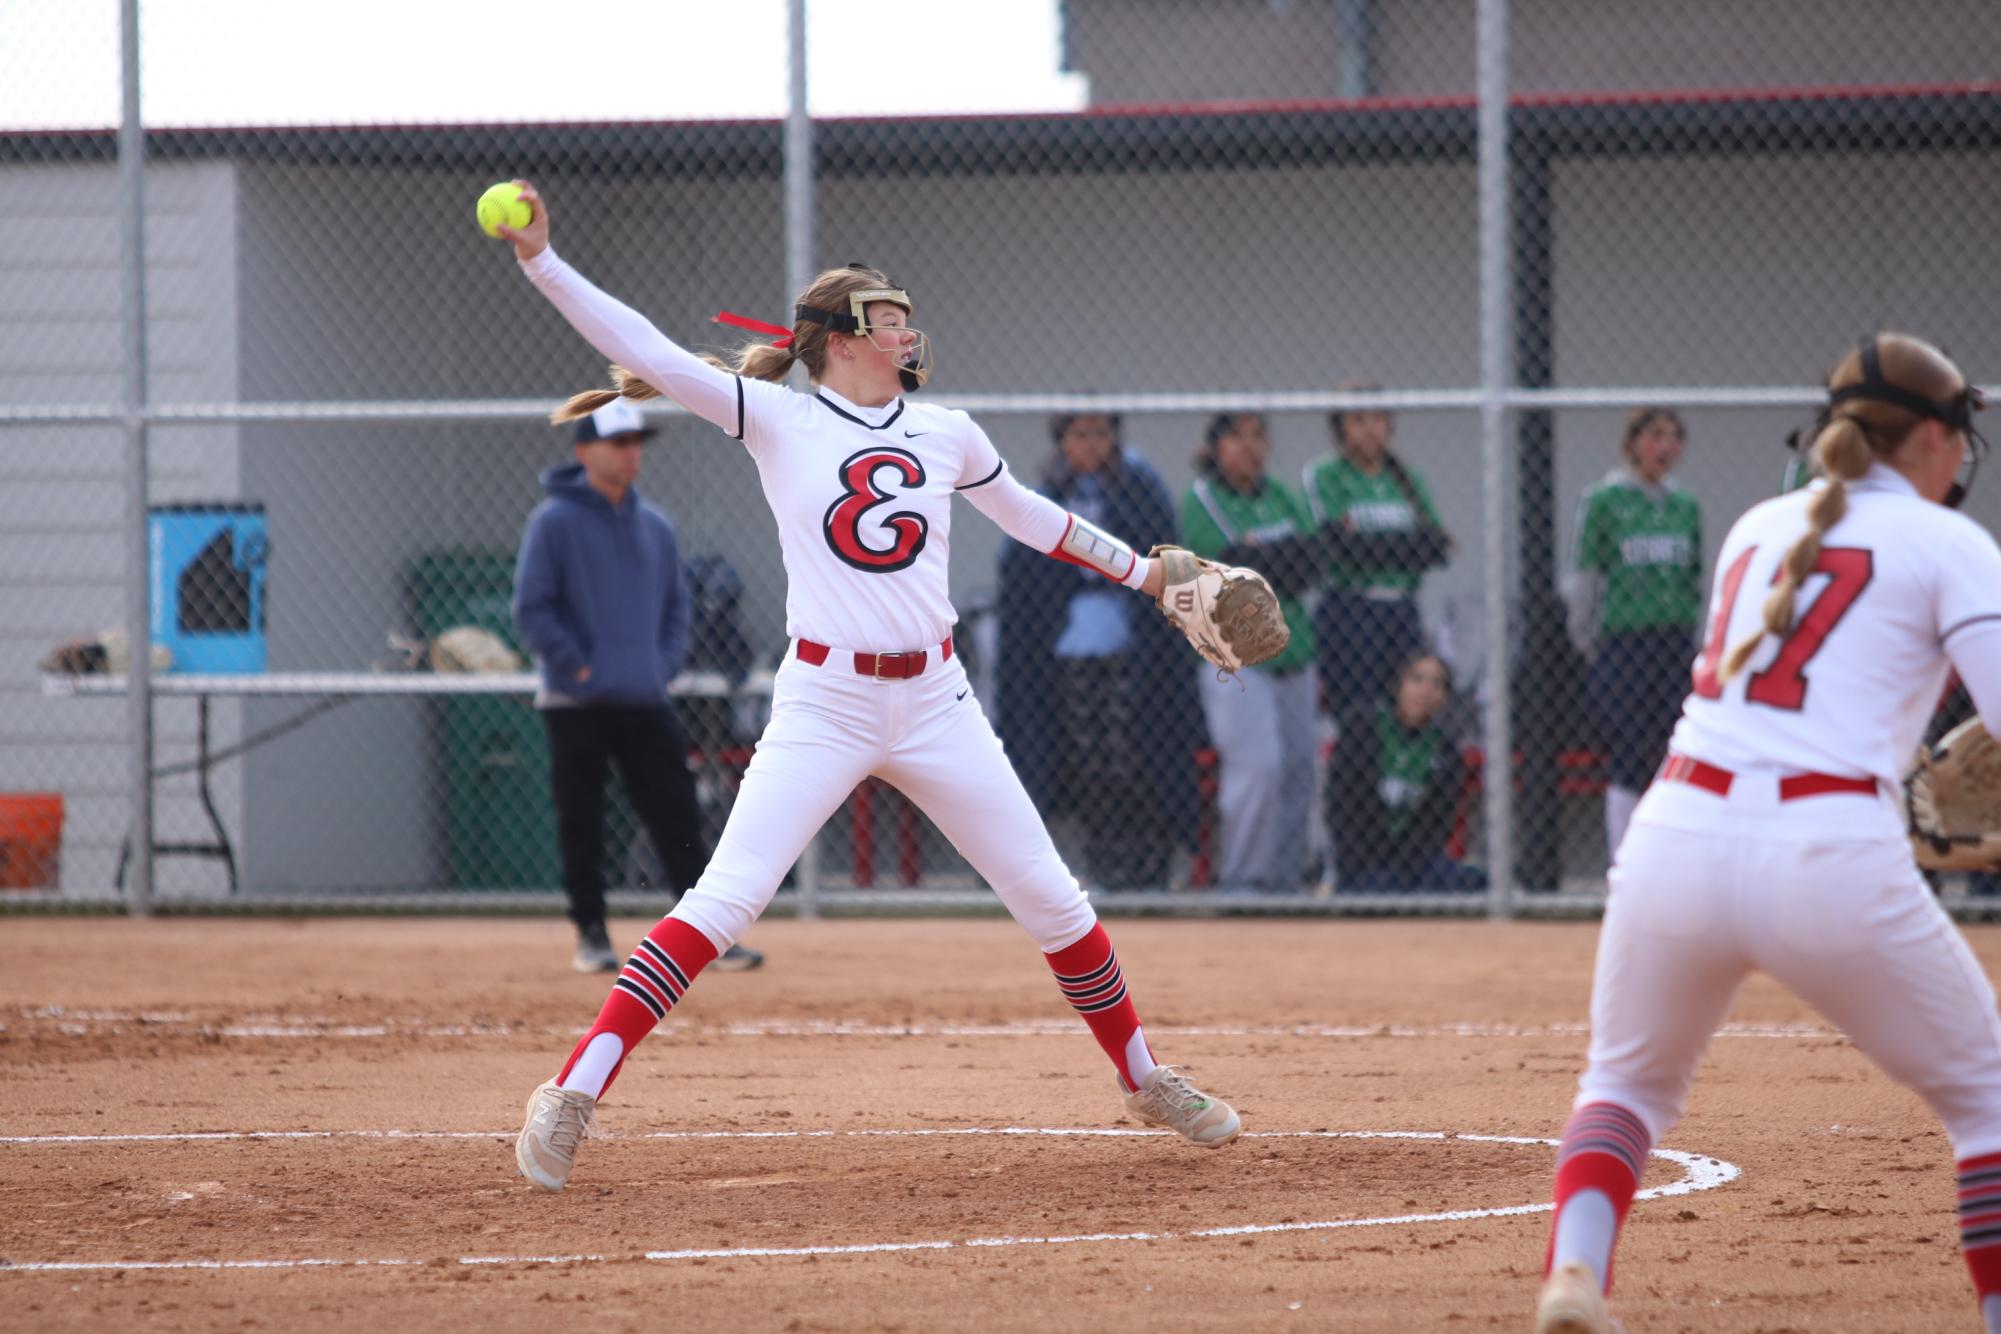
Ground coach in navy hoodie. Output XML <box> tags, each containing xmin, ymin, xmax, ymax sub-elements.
<box><xmin>513</xmin><ymin>400</ymin><xmax>761</xmax><ymax>975</ymax></box>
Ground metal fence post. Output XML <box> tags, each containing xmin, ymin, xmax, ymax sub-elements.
<box><xmin>784</xmin><ymin>0</ymin><xmax>820</xmax><ymax>923</ymax></box>
<box><xmin>785</xmin><ymin>0</ymin><xmax>813</xmax><ymax>327</ymax></box>
<box><xmin>119</xmin><ymin>0</ymin><xmax>153</xmax><ymax>917</ymax></box>
<box><xmin>1477</xmin><ymin>0</ymin><xmax>1514</xmax><ymax>919</ymax></box>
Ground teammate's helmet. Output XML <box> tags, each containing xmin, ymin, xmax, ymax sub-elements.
<box><xmin>1793</xmin><ymin>333</ymin><xmax>1988</xmax><ymax>507</ymax></box>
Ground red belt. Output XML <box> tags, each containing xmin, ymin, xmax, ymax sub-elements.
<box><xmin>796</xmin><ymin>635</ymin><xmax>952</xmax><ymax>681</ymax></box>
<box><xmin>1658</xmin><ymin>753</ymin><xmax>1878</xmax><ymax>802</ymax></box>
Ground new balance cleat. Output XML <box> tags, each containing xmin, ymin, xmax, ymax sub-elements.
<box><xmin>515</xmin><ymin>1079</ymin><xmax>601</xmax><ymax>1191</ymax></box>
<box><xmin>1535</xmin><ymin>1259</ymin><xmax>1613</xmax><ymax>1334</ymax></box>
<box><xmin>1121</xmin><ymin>1065</ymin><xmax>1242</xmax><ymax>1147</ymax></box>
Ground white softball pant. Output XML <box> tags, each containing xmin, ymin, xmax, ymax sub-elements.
<box><xmin>668</xmin><ymin>643</ymin><xmax>1098</xmax><ymax>954</ymax></box>
<box><xmin>1580</xmin><ymin>777</ymin><xmax>2001</xmax><ymax>1159</ymax></box>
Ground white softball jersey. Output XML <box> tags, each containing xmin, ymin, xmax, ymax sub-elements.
<box><xmin>734</xmin><ymin>381</ymin><xmax>1004</xmax><ymax>652</ymax></box>
<box><xmin>1669</xmin><ymin>464</ymin><xmax>2001</xmax><ymax>795</ymax></box>
<box><xmin>521</xmin><ymin>247</ymin><xmax>1104</xmax><ymax>655</ymax></box>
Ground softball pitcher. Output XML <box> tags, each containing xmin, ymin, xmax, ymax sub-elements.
<box><xmin>1536</xmin><ymin>333</ymin><xmax>2001</xmax><ymax>1332</ymax></box>
<box><xmin>492</xmin><ymin>183</ymin><xmax>1241</xmax><ymax>1192</ymax></box>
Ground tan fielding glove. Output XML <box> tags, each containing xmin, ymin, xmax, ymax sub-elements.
<box><xmin>1908</xmin><ymin>718</ymin><xmax>2001</xmax><ymax>871</ymax></box>
<box><xmin>1150</xmin><ymin>544</ymin><xmax>1291</xmax><ymax>676</ymax></box>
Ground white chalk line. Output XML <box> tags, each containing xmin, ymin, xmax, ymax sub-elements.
<box><xmin>0</xmin><ymin>1126</ymin><xmax>1703</xmax><ymax>1149</ymax></box>
<box><xmin>2</xmin><ymin>1007</ymin><xmax>1835</xmax><ymax>1042</ymax></box>
<box><xmin>0</xmin><ymin>1128</ymin><xmax>1738</xmax><ymax>1274</ymax></box>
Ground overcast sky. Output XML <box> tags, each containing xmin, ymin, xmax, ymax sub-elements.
<box><xmin>1</xmin><ymin>0</ymin><xmax>1087</xmax><ymax>128</ymax></box>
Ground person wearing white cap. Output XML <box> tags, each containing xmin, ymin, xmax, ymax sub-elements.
<box><xmin>512</xmin><ymin>399</ymin><xmax>764</xmax><ymax>975</ymax></box>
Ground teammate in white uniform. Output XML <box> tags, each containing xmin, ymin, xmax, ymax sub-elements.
<box><xmin>496</xmin><ymin>182</ymin><xmax>1242</xmax><ymax>1192</ymax></box>
<box><xmin>1535</xmin><ymin>333</ymin><xmax>2001</xmax><ymax>1332</ymax></box>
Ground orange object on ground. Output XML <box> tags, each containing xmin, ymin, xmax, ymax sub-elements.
<box><xmin>0</xmin><ymin>793</ymin><xmax>63</xmax><ymax>889</ymax></box>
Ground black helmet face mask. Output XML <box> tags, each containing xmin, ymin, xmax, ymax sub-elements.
<box><xmin>1942</xmin><ymin>387</ymin><xmax>1989</xmax><ymax>510</ymax></box>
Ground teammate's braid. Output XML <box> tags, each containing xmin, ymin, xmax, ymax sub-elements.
<box><xmin>1718</xmin><ymin>418</ymin><xmax>1870</xmax><ymax>681</ymax></box>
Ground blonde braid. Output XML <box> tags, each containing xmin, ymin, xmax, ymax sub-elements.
<box><xmin>1717</xmin><ymin>417</ymin><xmax>1871</xmax><ymax>682</ymax></box>
<box><xmin>702</xmin><ymin>342</ymin><xmax>797</xmax><ymax>384</ymax></box>
<box><xmin>550</xmin><ymin>365</ymin><xmax>660</xmax><ymax>426</ymax></box>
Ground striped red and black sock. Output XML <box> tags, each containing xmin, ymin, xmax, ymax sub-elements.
<box><xmin>1955</xmin><ymin>1149</ymin><xmax>2001</xmax><ymax>1328</ymax></box>
<box><xmin>1045</xmin><ymin>924</ymin><xmax>1155</xmax><ymax>1093</ymax></box>
<box><xmin>555</xmin><ymin>917</ymin><xmax>719</xmax><ymax>1099</ymax></box>
<box><xmin>1545</xmin><ymin>1100</ymin><xmax>1652</xmax><ymax>1291</ymax></box>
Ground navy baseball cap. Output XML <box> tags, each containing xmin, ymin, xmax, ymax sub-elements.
<box><xmin>573</xmin><ymin>400</ymin><xmax>658</xmax><ymax>444</ymax></box>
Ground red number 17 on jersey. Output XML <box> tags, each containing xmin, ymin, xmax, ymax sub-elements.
<box><xmin>1689</xmin><ymin>544</ymin><xmax>1874</xmax><ymax>710</ymax></box>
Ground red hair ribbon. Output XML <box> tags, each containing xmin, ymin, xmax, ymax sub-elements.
<box><xmin>714</xmin><ymin>310</ymin><xmax>793</xmax><ymax>349</ymax></box>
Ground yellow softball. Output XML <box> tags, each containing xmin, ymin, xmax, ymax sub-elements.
<box><xmin>475</xmin><ymin>182</ymin><xmax>532</xmax><ymax>239</ymax></box>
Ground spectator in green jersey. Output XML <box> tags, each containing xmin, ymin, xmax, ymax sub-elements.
<box><xmin>1327</xmin><ymin>653</ymin><xmax>1486</xmax><ymax>894</ymax></box>
<box><xmin>1301</xmin><ymin>385</ymin><xmax>1453</xmax><ymax>724</ymax></box>
<box><xmin>1563</xmin><ymin>407</ymin><xmax>1704</xmax><ymax>860</ymax></box>
<box><xmin>1180</xmin><ymin>412</ymin><xmax>1319</xmax><ymax>893</ymax></box>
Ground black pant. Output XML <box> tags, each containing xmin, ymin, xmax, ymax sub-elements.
<box><xmin>1587</xmin><ymin>629</ymin><xmax>1695</xmax><ymax>791</ymax></box>
<box><xmin>543</xmin><ymin>705</ymin><xmax>709</xmax><ymax>930</ymax></box>
<box><xmin>1315</xmin><ymin>591</ymin><xmax>1425</xmax><ymax>720</ymax></box>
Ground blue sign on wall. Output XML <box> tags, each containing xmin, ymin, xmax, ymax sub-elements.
<box><xmin>148</xmin><ymin>504</ymin><xmax>269</xmax><ymax>674</ymax></box>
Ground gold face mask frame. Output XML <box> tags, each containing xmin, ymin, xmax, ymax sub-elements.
<box><xmin>845</xmin><ymin>288</ymin><xmax>933</xmax><ymax>389</ymax></box>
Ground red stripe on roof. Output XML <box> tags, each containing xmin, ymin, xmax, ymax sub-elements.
<box><xmin>1074</xmin><ymin>80</ymin><xmax>2000</xmax><ymax>121</ymax></box>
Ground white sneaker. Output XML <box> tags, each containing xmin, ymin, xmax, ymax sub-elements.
<box><xmin>1535</xmin><ymin>1259</ymin><xmax>1613</xmax><ymax>1334</ymax></box>
<box><xmin>515</xmin><ymin>1079</ymin><xmax>602</xmax><ymax>1191</ymax></box>
<box><xmin>711</xmin><ymin>942</ymin><xmax>765</xmax><ymax>972</ymax></box>
<box><xmin>572</xmin><ymin>923</ymin><xmax>619</xmax><ymax>974</ymax></box>
<box><xmin>1121</xmin><ymin>1065</ymin><xmax>1242</xmax><ymax>1147</ymax></box>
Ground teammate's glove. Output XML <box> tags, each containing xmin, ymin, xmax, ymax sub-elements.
<box><xmin>1149</xmin><ymin>544</ymin><xmax>1290</xmax><ymax>676</ymax></box>
<box><xmin>1907</xmin><ymin>717</ymin><xmax>2001</xmax><ymax>871</ymax></box>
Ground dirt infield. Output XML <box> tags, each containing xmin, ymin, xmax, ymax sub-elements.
<box><xmin>0</xmin><ymin>916</ymin><xmax>1990</xmax><ymax>1332</ymax></box>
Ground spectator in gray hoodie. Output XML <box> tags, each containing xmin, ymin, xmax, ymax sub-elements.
<box><xmin>513</xmin><ymin>400</ymin><xmax>762</xmax><ymax>974</ymax></box>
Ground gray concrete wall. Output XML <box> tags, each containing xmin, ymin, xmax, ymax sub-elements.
<box><xmin>1066</xmin><ymin>0</ymin><xmax>2001</xmax><ymax>102</ymax></box>
<box><xmin>0</xmin><ymin>160</ymin><xmax>243</xmax><ymax>894</ymax></box>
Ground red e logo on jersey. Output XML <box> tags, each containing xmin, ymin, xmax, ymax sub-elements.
<box><xmin>823</xmin><ymin>446</ymin><xmax>929</xmax><ymax>572</ymax></box>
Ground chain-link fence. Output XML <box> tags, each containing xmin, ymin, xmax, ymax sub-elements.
<box><xmin>4</xmin><ymin>1</ymin><xmax>1999</xmax><ymax>916</ymax></box>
